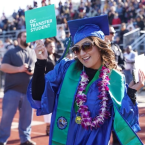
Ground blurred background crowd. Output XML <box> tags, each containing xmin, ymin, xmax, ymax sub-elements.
<box><xmin>0</xmin><ymin>0</ymin><xmax>145</xmax><ymax>45</ymax></box>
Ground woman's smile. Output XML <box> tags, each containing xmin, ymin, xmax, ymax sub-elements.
<box><xmin>75</xmin><ymin>38</ymin><xmax>102</xmax><ymax>69</ymax></box>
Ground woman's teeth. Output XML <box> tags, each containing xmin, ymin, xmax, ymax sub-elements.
<box><xmin>83</xmin><ymin>57</ymin><xmax>90</xmax><ymax>61</ymax></box>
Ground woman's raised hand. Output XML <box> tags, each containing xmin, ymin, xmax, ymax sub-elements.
<box><xmin>129</xmin><ymin>69</ymin><xmax>145</xmax><ymax>91</ymax></box>
<box><xmin>35</xmin><ymin>40</ymin><xmax>48</xmax><ymax>60</ymax></box>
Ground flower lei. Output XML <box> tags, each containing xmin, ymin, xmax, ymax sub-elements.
<box><xmin>75</xmin><ymin>66</ymin><xmax>111</xmax><ymax>130</ymax></box>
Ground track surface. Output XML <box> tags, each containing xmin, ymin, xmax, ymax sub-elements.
<box><xmin>0</xmin><ymin>98</ymin><xmax>145</xmax><ymax>145</ymax></box>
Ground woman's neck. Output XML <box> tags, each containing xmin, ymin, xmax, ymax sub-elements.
<box><xmin>85</xmin><ymin>67</ymin><xmax>98</xmax><ymax>83</ymax></box>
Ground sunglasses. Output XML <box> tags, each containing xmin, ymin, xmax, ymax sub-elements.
<box><xmin>71</xmin><ymin>41</ymin><xmax>94</xmax><ymax>55</ymax></box>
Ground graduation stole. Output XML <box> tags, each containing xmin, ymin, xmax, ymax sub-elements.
<box><xmin>51</xmin><ymin>62</ymin><xmax>143</xmax><ymax>145</ymax></box>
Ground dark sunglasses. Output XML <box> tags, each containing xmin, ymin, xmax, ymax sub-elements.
<box><xmin>71</xmin><ymin>41</ymin><xmax>94</xmax><ymax>55</ymax></box>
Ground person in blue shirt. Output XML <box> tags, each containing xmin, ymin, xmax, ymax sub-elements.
<box><xmin>27</xmin><ymin>15</ymin><xmax>145</xmax><ymax>145</ymax></box>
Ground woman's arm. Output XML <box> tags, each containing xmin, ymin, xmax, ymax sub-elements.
<box><xmin>32</xmin><ymin>59</ymin><xmax>46</xmax><ymax>101</ymax></box>
<box><xmin>120</xmin><ymin>70</ymin><xmax>145</xmax><ymax>132</ymax></box>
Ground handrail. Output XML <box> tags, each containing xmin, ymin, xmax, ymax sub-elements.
<box><xmin>124</xmin><ymin>28</ymin><xmax>140</xmax><ymax>36</ymax></box>
<box><xmin>123</xmin><ymin>28</ymin><xmax>140</xmax><ymax>49</ymax></box>
<box><xmin>131</xmin><ymin>33</ymin><xmax>145</xmax><ymax>50</ymax></box>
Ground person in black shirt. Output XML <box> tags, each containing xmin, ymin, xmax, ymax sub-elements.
<box><xmin>136</xmin><ymin>16</ymin><xmax>145</xmax><ymax>31</ymax></box>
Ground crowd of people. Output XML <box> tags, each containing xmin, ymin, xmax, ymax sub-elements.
<box><xmin>0</xmin><ymin>0</ymin><xmax>145</xmax><ymax>43</ymax></box>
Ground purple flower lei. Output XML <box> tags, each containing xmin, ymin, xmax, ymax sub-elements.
<box><xmin>75</xmin><ymin>66</ymin><xmax>111</xmax><ymax>130</ymax></box>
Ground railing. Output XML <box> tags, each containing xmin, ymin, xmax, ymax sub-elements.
<box><xmin>131</xmin><ymin>32</ymin><xmax>145</xmax><ymax>54</ymax></box>
<box><xmin>123</xmin><ymin>28</ymin><xmax>140</xmax><ymax>49</ymax></box>
<box><xmin>0</xmin><ymin>30</ymin><xmax>22</xmax><ymax>41</ymax></box>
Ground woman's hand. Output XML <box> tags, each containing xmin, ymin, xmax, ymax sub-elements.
<box><xmin>35</xmin><ymin>40</ymin><xmax>48</xmax><ymax>60</ymax></box>
<box><xmin>129</xmin><ymin>69</ymin><xmax>145</xmax><ymax>91</ymax></box>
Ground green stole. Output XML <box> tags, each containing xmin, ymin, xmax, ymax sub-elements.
<box><xmin>52</xmin><ymin>62</ymin><xmax>142</xmax><ymax>145</ymax></box>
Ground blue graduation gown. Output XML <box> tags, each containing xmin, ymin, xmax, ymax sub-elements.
<box><xmin>27</xmin><ymin>58</ymin><xmax>141</xmax><ymax>145</ymax></box>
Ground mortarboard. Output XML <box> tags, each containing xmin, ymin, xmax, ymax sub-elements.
<box><xmin>67</xmin><ymin>15</ymin><xmax>109</xmax><ymax>44</ymax></box>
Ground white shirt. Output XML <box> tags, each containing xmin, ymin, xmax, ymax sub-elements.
<box><xmin>124</xmin><ymin>50</ymin><xmax>136</xmax><ymax>70</ymax></box>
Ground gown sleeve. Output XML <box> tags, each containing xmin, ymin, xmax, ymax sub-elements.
<box><xmin>119</xmin><ymin>83</ymin><xmax>141</xmax><ymax>133</ymax></box>
<box><xmin>27</xmin><ymin>58</ymin><xmax>73</xmax><ymax>116</ymax></box>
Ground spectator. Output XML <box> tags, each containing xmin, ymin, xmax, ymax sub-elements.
<box><xmin>1</xmin><ymin>13</ymin><xmax>7</xmax><ymax>23</ymax></box>
<box><xmin>124</xmin><ymin>45</ymin><xmax>136</xmax><ymax>84</ymax></box>
<box><xmin>57</xmin><ymin>26</ymin><xmax>66</xmax><ymax>41</ymax></box>
<box><xmin>33</xmin><ymin>1</ymin><xmax>38</xmax><ymax>8</ymax></box>
<box><xmin>116</xmin><ymin>4</ymin><xmax>123</xmax><ymax>20</ymax></box>
<box><xmin>127</xmin><ymin>19</ymin><xmax>135</xmax><ymax>31</ymax></box>
<box><xmin>63</xmin><ymin>3</ymin><xmax>70</xmax><ymax>20</ymax></box>
<box><xmin>133</xmin><ymin>0</ymin><xmax>140</xmax><ymax>9</ymax></box>
<box><xmin>103</xmin><ymin>0</ymin><xmax>109</xmax><ymax>14</ymax></box>
<box><xmin>112</xmin><ymin>13</ymin><xmax>121</xmax><ymax>25</ymax></box>
<box><xmin>68</xmin><ymin>0</ymin><xmax>73</xmax><ymax>10</ymax></box>
<box><xmin>88</xmin><ymin>9</ymin><xmax>97</xmax><ymax>17</ymax></box>
<box><xmin>117</xmin><ymin>0</ymin><xmax>124</xmax><ymax>7</ymax></box>
<box><xmin>119</xmin><ymin>23</ymin><xmax>129</xmax><ymax>44</ymax></box>
<box><xmin>41</xmin><ymin>0</ymin><xmax>47</xmax><ymax>6</ymax></box>
<box><xmin>122</xmin><ymin>2</ymin><xmax>129</xmax><ymax>23</ymax></box>
<box><xmin>108</xmin><ymin>6</ymin><xmax>115</xmax><ymax>25</ymax></box>
<box><xmin>128</xmin><ymin>5</ymin><xmax>136</xmax><ymax>20</ymax></box>
<box><xmin>73</xmin><ymin>10</ymin><xmax>79</xmax><ymax>19</ymax></box>
<box><xmin>85</xmin><ymin>2</ymin><xmax>91</xmax><ymax>16</ymax></box>
<box><xmin>0</xmin><ymin>31</ymin><xmax>36</xmax><ymax>145</ymax></box>
<box><xmin>78</xmin><ymin>3</ymin><xmax>85</xmax><ymax>13</ymax></box>
<box><xmin>136</xmin><ymin>16</ymin><xmax>145</xmax><ymax>30</ymax></box>
<box><xmin>12</xmin><ymin>10</ymin><xmax>17</xmax><ymax>19</ymax></box>
<box><xmin>58</xmin><ymin>1</ymin><xmax>64</xmax><ymax>15</ymax></box>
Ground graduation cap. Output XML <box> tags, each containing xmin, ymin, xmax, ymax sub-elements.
<box><xmin>67</xmin><ymin>15</ymin><xmax>109</xmax><ymax>44</ymax></box>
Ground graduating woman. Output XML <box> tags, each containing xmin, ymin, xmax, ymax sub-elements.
<box><xmin>27</xmin><ymin>15</ymin><xmax>144</xmax><ymax>145</ymax></box>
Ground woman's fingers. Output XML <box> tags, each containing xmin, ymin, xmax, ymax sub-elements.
<box><xmin>129</xmin><ymin>70</ymin><xmax>145</xmax><ymax>91</ymax></box>
<box><xmin>34</xmin><ymin>41</ymin><xmax>47</xmax><ymax>59</ymax></box>
<box><xmin>138</xmin><ymin>69</ymin><xmax>144</xmax><ymax>87</ymax></box>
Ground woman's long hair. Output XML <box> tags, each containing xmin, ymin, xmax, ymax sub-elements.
<box><xmin>75</xmin><ymin>36</ymin><xmax>118</xmax><ymax>71</ymax></box>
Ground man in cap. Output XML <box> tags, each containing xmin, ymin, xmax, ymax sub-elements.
<box><xmin>105</xmin><ymin>26</ymin><xmax>125</xmax><ymax>71</ymax></box>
